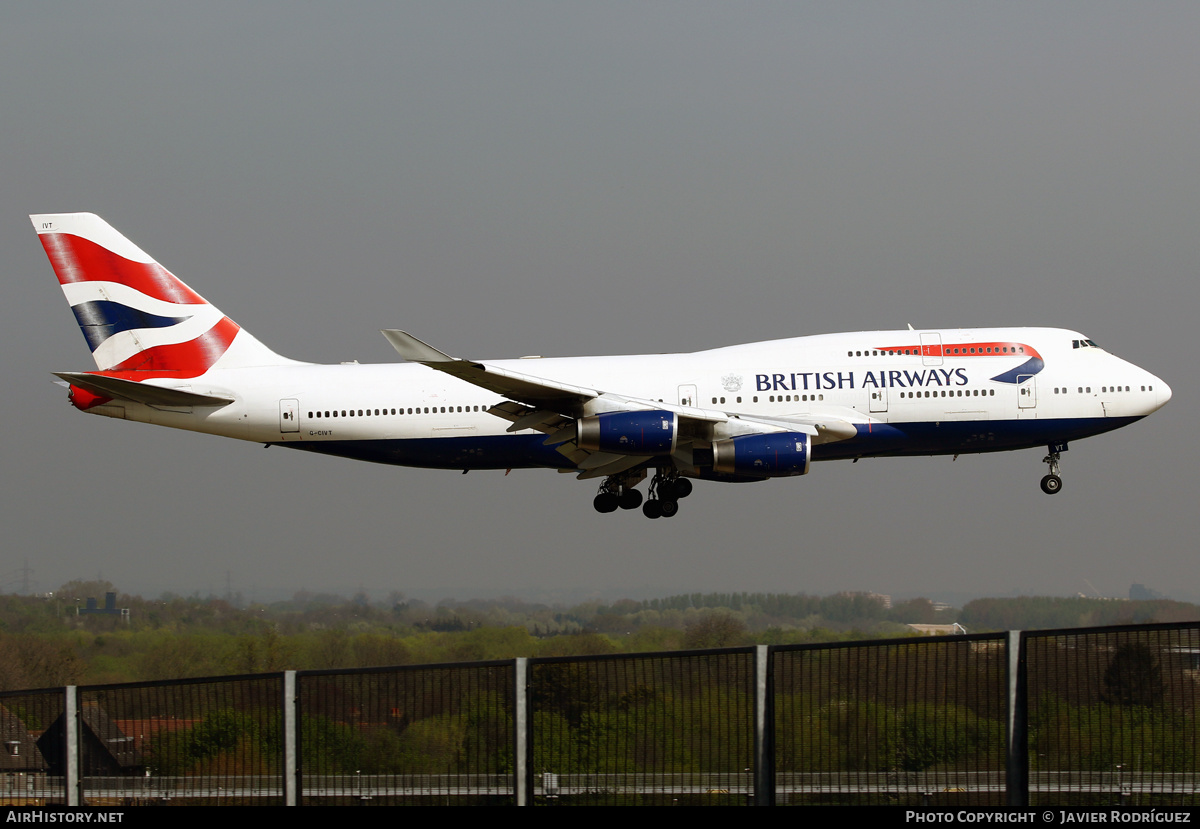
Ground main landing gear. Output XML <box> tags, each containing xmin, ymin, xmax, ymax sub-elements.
<box><xmin>592</xmin><ymin>474</ymin><xmax>643</xmax><ymax>513</ymax></box>
<box><xmin>1040</xmin><ymin>448</ymin><xmax>1063</xmax><ymax>495</ymax></box>
<box><xmin>641</xmin><ymin>470</ymin><xmax>693</xmax><ymax>520</ymax></box>
<box><xmin>592</xmin><ymin>468</ymin><xmax>693</xmax><ymax>518</ymax></box>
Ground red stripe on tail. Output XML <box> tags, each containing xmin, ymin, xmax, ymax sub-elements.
<box><xmin>39</xmin><ymin>233</ymin><xmax>206</xmax><ymax>305</ymax></box>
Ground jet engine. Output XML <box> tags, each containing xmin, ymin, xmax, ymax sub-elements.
<box><xmin>576</xmin><ymin>410</ymin><xmax>678</xmax><ymax>455</ymax></box>
<box><xmin>711</xmin><ymin>432</ymin><xmax>811</xmax><ymax>477</ymax></box>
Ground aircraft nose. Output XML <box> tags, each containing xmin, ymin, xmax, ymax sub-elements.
<box><xmin>1156</xmin><ymin>377</ymin><xmax>1172</xmax><ymax>410</ymax></box>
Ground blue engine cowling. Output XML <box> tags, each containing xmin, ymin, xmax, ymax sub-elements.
<box><xmin>577</xmin><ymin>410</ymin><xmax>678</xmax><ymax>455</ymax></box>
<box><xmin>711</xmin><ymin>432</ymin><xmax>811</xmax><ymax>477</ymax></box>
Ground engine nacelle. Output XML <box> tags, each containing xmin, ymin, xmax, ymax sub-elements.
<box><xmin>577</xmin><ymin>410</ymin><xmax>678</xmax><ymax>455</ymax></box>
<box><xmin>711</xmin><ymin>432</ymin><xmax>811</xmax><ymax>477</ymax></box>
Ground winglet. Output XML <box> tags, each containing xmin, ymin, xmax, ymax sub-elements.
<box><xmin>381</xmin><ymin>329</ymin><xmax>458</xmax><ymax>363</ymax></box>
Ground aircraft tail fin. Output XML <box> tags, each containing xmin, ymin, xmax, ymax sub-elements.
<box><xmin>32</xmin><ymin>213</ymin><xmax>295</xmax><ymax>375</ymax></box>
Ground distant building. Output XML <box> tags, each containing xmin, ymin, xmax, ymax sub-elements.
<box><xmin>38</xmin><ymin>702</ymin><xmax>142</xmax><ymax>776</ymax></box>
<box><xmin>0</xmin><ymin>705</ymin><xmax>48</xmax><ymax>773</ymax></box>
<box><xmin>838</xmin><ymin>591</ymin><xmax>891</xmax><ymax>609</ymax></box>
<box><xmin>77</xmin><ymin>592</ymin><xmax>129</xmax><ymax>621</ymax></box>
<box><xmin>0</xmin><ymin>705</ymin><xmax>48</xmax><ymax>805</ymax></box>
<box><xmin>908</xmin><ymin>623</ymin><xmax>967</xmax><ymax>636</ymax></box>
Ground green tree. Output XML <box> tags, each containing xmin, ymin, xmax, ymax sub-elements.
<box><xmin>682</xmin><ymin>612</ymin><xmax>748</xmax><ymax>649</ymax></box>
<box><xmin>1103</xmin><ymin>642</ymin><xmax>1165</xmax><ymax>708</ymax></box>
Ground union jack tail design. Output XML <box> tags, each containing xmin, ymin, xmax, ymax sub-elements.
<box><xmin>32</xmin><ymin>213</ymin><xmax>290</xmax><ymax>376</ymax></box>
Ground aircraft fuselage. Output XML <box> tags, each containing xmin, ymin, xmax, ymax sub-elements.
<box><xmin>33</xmin><ymin>212</ymin><xmax>1170</xmax><ymax>516</ymax></box>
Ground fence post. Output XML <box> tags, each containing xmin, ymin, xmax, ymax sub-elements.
<box><xmin>514</xmin><ymin>658</ymin><xmax>528</xmax><ymax>806</ymax></box>
<box><xmin>754</xmin><ymin>645</ymin><xmax>773</xmax><ymax>805</ymax></box>
<box><xmin>1006</xmin><ymin>630</ymin><xmax>1028</xmax><ymax>807</ymax></box>
<box><xmin>283</xmin><ymin>671</ymin><xmax>297</xmax><ymax>806</ymax></box>
<box><xmin>65</xmin><ymin>686</ymin><xmax>78</xmax><ymax>807</ymax></box>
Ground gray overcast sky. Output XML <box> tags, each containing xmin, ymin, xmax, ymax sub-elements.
<box><xmin>2</xmin><ymin>2</ymin><xmax>1196</xmax><ymax>605</ymax></box>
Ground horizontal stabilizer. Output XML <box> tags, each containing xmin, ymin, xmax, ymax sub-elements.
<box><xmin>54</xmin><ymin>372</ymin><xmax>234</xmax><ymax>408</ymax></box>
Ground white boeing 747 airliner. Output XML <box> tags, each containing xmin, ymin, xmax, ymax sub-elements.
<box><xmin>34</xmin><ymin>213</ymin><xmax>1171</xmax><ymax>519</ymax></box>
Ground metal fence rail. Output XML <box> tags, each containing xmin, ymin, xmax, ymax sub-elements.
<box><xmin>0</xmin><ymin>687</ymin><xmax>65</xmax><ymax>805</ymax></box>
<box><xmin>81</xmin><ymin>674</ymin><xmax>284</xmax><ymax>805</ymax></box>
<box><xmin>297</xmin><ymin>661</ymin><xmax>514</xmax><ymax>805</ymax></box>
<box><xmin>772</xmin><ymin>633</ymin><xmax>1008</xmax><ymax>806</ymax></box>
<box><xmin>527</xmin><ymin>649</ymin><xmax>756</xmax><ymax>805</ymax></box>
<box><xmin>1024</xmin><ymin>623</ymin><xmax>1200</xmax><ymax>807</ymax></box>
<box><xmin>4</xmin><ymin>621</ymin><xmax>1199</xmax><ymax>806</ymax></box>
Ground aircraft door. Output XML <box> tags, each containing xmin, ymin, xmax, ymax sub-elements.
<box><xmin>1017</xmin><ymin>377</ymin><xmax>1037</xmax><ymax>409</ymax></box>
<box><xmin>920</xmin><ymin>333</ymin><xmax>943</xmax><ymax>366</ymax></box>
<box><xmin>678</xmin><ymin>385</ymin><xmax>697</xmax><ymax>407</ymax></box>
<box><xmin>869</xmin><ymin>386</ymin><xmax>888</xmax><ymax>413</ymax></box>
<box><xmin>279</xmin><ymin>399</ymin><xmax>300</xmax><ymax>433</ymax></box>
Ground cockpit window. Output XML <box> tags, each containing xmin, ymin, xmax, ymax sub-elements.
<box><xmin>1072</xmin><ymin>338</ymin><xmax>1102</xmax><ymax>349</ymax></box>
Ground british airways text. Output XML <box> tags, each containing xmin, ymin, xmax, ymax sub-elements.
<box><xmin>755</xmin><ymin>369</ymin><xmax>970</xmax><ymax>392</ymax></box>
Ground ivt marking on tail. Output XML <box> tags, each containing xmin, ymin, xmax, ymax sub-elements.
<box><xmin>34</xmin><ymin>212</ymin><xmax>1171</xmax><ymax>517</ymax></box>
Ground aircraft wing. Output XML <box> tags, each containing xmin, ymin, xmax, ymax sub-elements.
<box><xmin>729</xmin><ymin>413</ymin><xmax>859</xmax><ymax>444</ymax></box>
<box><xmin>382</xmin><ymin>329</ymin><xmax>598</xmax><ymax>412</ymax></box>
<box><xmin>382</xmin><ymin>329</ymin><xmax>856</xmax><ymax>478</ymax></box>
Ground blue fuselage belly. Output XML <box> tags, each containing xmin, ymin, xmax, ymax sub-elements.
<box><xmin>281</xmin><ymin>433</ymin><xmax>576</xmax><ymax>470</ymax></box>
<box><xmin>812</xmin><ymin>415</ymin><xmax>1141</xmax><ymax>461</ymax></box>
<box><xmin>278</xmin><ymin>416</ymin><xmax>1141</xmax><ymax>470</ymax></box>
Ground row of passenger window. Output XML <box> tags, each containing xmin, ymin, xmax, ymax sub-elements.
<box><xmin>307</xmin><ymin>381</ymin><xmax>1156</xmax><ymax>419</ymax></box>
<box><xmin>901</xmin><ymin>389</ymin><xmax>994</xmax><ymax>398</ymax></box>
<box><xmin>715</xmin><ymin>384</ymin><xmax>1153</xmax><ymax>407</ymax></box>
<box><xmin>846</xmin><ymin>346</ymin><xmax>1027</xmax><ymax>357</ymax></box>
<box><xmin>308</xmin><ymin>405</ymin><xmax>488</xmax><ymax>419</ymax></box>
<box><xmin>710</xmin><ymin>389</ymin><xmax>997</xmax><ymax>405</ymax></box>
<box><xmin>1051</xmin><ymin>385</ymin><xmax>1154</xmax><ymax>394</ymax></box>
<box><xmin>709</xmin><ymin>395</ymin><xmax>827</xmax><ymax>404</ymax></box>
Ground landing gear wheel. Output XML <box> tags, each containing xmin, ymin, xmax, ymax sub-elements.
<box><xmin>659</xmin><ymin>499</ymin><xmax>679</xmax><ymax>518</ymax></box>
<box><xmin>672</xmin><ymin>478</ymin><xmax>693</xmax><ymax>499</ymax></box>
<box><xmin>593</xmin><ymin>493</ymin><xmax>619</xmax><ymax>513</ymax></box>
<box><xmin>1040</xmin><ymin>446</ymin><xmax>1064</xmax><ymax>495</ymax></box>
<box><xmin>657</xmin><ymin>481</ymin><xmax>677</xmax><ymax>501</ymax></box>
<box><xmin>1040</xmin><ymin>474</ymin><xmax>1062</xmax><ymax>495</ymax></box>
<box><xmin>642</xmin><ymin>499</ymin><xmax>663</xmax><ymax>519</ymax></box>
<box><xmin>619</xmin><ymin>489</ymin><xmax>643</xmax><ymax>510</ymax></box>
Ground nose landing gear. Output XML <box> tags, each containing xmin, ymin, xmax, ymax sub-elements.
<box><xmin>1040</xmin><ymin>447</ymin><xmax>1063</xmax><ymax>495</ymax></box>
